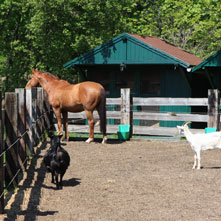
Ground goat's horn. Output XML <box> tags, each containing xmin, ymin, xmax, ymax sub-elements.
<box><xmin>183</xmin><ymin>121</ymin><xmax>191</xmax><ymax>126</ymax></box>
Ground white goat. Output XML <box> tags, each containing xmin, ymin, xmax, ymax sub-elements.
<box><xmin>177</xmin><ymin>122</ymin><xmax>221</xmax><ymax>169</ymax></box>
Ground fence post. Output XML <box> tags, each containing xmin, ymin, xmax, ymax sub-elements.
<box><xmin>31</xmin><ymin>88</ymin><xmax>37</xmax><ymax>146</ymax></box>
<box><xmin>5</xmin><ymin>92</ymin><xmax>19</xmax><ymax>185</ymax></box>
<box><xmin>208</xmin><ymin>89</ymin><xmax>220</xmax><ymax>130</ymax></box>
<box><xmin>0</xmin><ymin>89</ymin><xmax>4</xmax><ymax>214</ymax></box>
<box><xmin>121</xmin><ymin>88</ymin><xmax>133</xmax><ymax>137</ymax></box>
<box><xmin>15</xmin><ymin>88</ymin><xmax>27</xmax><ymax>170</ymax></box>
<box><xmin>37</xmin><ymin>88</ymin><xmax>43</xmax><ymax>140</ymax></box>
<box><xmin>26</xmin><ymin>88</ymin><xmax>34</xmax><ymax>154</ymax></box>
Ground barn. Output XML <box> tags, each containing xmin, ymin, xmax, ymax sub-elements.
<box><xmin>64</xmin><ymin>33</ymin><xmax>204</xmax><ymax>127</ymax></box>
<box><xmin>192</xmin><ymin>50</ymin><xmax>221</xmax><ymax>97</ymax></box>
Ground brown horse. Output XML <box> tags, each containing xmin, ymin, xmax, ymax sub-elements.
<box><xmin>26</xmin><ymin>69</ymin><xmax>107</xmax><ymax>143</ymax></box>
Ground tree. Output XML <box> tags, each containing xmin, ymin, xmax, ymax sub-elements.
<box><xmin>0</xmin><ymin>0</ymin><xmax>32</xmax><ymax>91</ymax></box>
<box><xmin>0</xmin><ymin>0</ymin><xmax>220</xmax><ymax>91</ymax></box>
<box><xmin>134</xmin><ymin>0</ymin><xmax>221</xmax><ymax>58</ymax></box>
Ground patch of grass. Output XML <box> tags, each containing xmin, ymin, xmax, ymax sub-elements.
<box><xmin>68</xmin><ymin>132</ymin><xmax>119</xmax><ymax>139</ymax></box>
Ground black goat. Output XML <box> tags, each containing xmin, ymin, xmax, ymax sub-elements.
<box><xmin>43</xmin><ymin>134</ymin><xmax>70</xmax><ymax>189</ymax></box>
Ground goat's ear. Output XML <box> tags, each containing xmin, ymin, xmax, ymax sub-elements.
<box><xmin>177</xmin><ymin>126</ymin><xmax>182</xmax><ymax>130</ymax></box>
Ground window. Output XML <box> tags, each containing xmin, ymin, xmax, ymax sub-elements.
<box><xmin>141</xmin><ymin>71</ymin><xmax>160</xmax><ymax>95</ymax></box>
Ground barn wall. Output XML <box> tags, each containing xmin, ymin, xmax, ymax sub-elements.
<box><xmin>160</xmin><ymin>67</ymin><xmax>191</xmax><ymax>127</ymax></box>
<box><xmin>126</xmin><ymin>39</ymin><xmax>177</xmax><ymax>65</ymax></box>
<box><xmin>85</xmin><ymin>65</ymin><xmax>192</xmax><ymax>127</ymax></box>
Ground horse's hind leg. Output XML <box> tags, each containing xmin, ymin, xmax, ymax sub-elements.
<box><xmin>96</xmin><ymin>109</ymin><xmax>107</xmax><ymax>144</ymax></box>
<box><xmin>62</xmin><ymin>111</ymin><xmax>69</xmax><ymax>140</ymax></box>
<box><xmin>53</xmin><ymin>107</ymin><xmax>63</xmax><ymax>136</ymax></box>
<box><xmin>85</xmin><ymin>110</ymin><xmax>94</xmax><ymax>143</ymax></box>
<box><xmin>96</xmin><ymin>102</ymin><xmax>107</xmax><ymax>144</ymax></box>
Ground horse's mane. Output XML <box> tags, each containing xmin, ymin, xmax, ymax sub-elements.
<box><xmin>39</xmin><ymin>70</ymin><xmax>60</xmax><ymax>80</ymax></box>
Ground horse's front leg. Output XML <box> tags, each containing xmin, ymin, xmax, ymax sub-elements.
<box><xmin>53</xmin><ymin>107</ymin><xmax>63</xmax><ymax>136</ymax></box>
<box><xmin>62</xmin><ymin>111</ymin><xmax>69</xmax><ymax>140</ymax></box>
<box><xmin>85</xmin><ymin>110</ymin><xmax>94</xmax><ymax>143</ymax></box>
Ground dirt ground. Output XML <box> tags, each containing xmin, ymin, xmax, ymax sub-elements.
<box><xmin>2</xmin><ymin>137</ymin><xmax>221</xmax><ymax>221</ymax></box>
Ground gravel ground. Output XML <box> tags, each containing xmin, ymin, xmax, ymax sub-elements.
<box><xmin>2</xmin><ymin>138</ymin><xmax>221</xmax><ymax>221</ymax></box>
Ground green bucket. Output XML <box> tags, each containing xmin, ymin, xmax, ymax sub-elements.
<box><xmin>205</xmin><ymin>127</ymin><xmax>216</xmax><ymax>133</ymax></box>
<box><xmin>117</xmin><ymin>125</ymin><xmax>130</xmax><ymax>140</ymax></box>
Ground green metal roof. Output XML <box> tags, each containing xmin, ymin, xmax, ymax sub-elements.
<box><xmin>192</xmin><ymin>50</ymin><xmax>221</xmax><ymax>72</ymax></box>
<box><xmin>64</xmin><ymin>33</ymin><xmax>200</xmax><ymax>69</ymax></box>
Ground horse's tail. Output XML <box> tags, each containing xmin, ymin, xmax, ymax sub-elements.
<box><xmin>97</xmin><ymin>89</ymin><xmax>106</xmax><ymax>136</ymax></box>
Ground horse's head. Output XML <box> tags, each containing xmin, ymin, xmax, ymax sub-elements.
<box><xmin>26</xmin><ymin>68</ymin><xmax>59</xmax><ymax>89</ymax></box>
<box><xmin>25</xmin><ymin>69</ymin><xmax>40</xmax><ymax>88</ymax></box>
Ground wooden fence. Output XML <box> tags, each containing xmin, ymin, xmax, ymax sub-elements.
<box><xmin>55</xmin><ymin>89</ymin><xmax>220</xmax><ymax>137</ymax></box>
<box><xmin>0</xmin><ymin>87</ymin><xmax>53</xmax><ymax>214</ymax></box>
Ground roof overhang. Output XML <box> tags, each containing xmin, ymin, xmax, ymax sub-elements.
<box><xmin>192</xmin><ymin>50</ymin><xmax>221</xmax><ymax>72</ymax></box>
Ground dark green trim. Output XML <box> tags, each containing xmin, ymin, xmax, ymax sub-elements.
<box><xmin>192</xmin><ymin>50</ymin><xmax>221</xmax><ymax>72</ymax></box>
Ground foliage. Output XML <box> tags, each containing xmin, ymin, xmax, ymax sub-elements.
<box><xmin>0</xmin><ymin>0</ymin><xmax>220</xmax><ymax>92</ymax></box>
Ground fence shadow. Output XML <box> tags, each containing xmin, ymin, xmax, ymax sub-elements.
<box><xmin>3</xmin><ymin>141</ymin><xmax>58</xmax><ymax>221</ymax></box>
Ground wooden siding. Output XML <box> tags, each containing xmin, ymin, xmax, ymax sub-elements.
<box><xmin>64</xmin><ymin>33</ymin><xmax>192</xmax><ymax>68</ymax></box>
<box><xmin>160</xmin><ymin>68</ymin><xmax>191</xmax><ymax>127</ymax></box>
<box><xmin>126</xmin><ymin>38</ymin><xmax>178</xmax><ymax>65</ymax></box>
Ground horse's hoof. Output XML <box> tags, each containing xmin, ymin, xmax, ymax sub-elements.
<box><xmin>102</xmin><ymin>136</ymin><xmax>108</xmax><ymax>144</ymax></box>
<box><xmin>95</xmin><ymin>120</ymin><xmax>100</xmax><ymax>126</ymax></box>
<box><xmin>86</xmin><ymin>138</ymin><xmax>94</xmax><ymax>143</ymax></box>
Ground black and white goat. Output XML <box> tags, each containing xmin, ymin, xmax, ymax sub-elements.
<box><xmin>43</xmin><ymin>134</ymin><xmax>70</xmax><ymax>189</ymax></box>
<box><xmin>177</xmin><ymin>121</ymin><xmax>221</xmax><ymax>169</ymax></box>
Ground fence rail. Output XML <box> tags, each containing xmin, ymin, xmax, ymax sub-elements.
<box><xmin>57</xmin><ymin>89</ymin><xmax>219</xmax><ymax>137</ymax></box>
<box><xmin>133</xmin><ymin>97</ymin><xmax>208</xmax><ymax>106</ymax></box>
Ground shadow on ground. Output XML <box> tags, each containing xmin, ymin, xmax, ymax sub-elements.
<box><xmin>3</xmin><ymin>140</ymin><xmax>80</xmax><ymax>221</ymax></box>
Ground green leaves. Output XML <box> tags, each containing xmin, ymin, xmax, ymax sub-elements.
<box><xmin>0</xmin><ymin>0</ymin><xmax>220</xmax><ymax>91</ymax></box>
